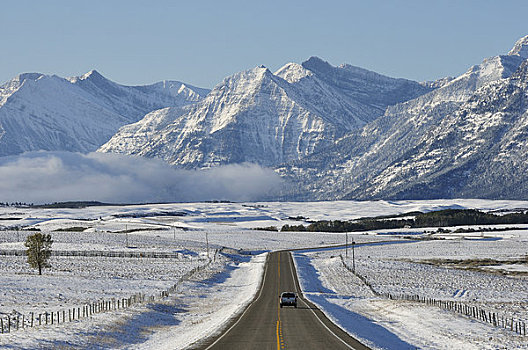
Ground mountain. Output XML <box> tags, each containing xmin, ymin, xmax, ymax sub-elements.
<box><xmin>347</xmin><ymin>59</ymin><xmax>528</xmax><ymax>200</ymax></box>
<box><xmin>279</xmin><ymin>35</ymin><xmax>528</xmax><ymax>200</ymax></box>
<box><xmin>99</xmin><ymin>58</ymin><xmax>430</xmax><ymax>168</ymax></box>
<box><xmin>0</xmin><ymin>71</ymin><xmax>208</xmax><ymax>156</ymax></box>
<box><xmin>298</xmin><ymin>56</ymin><xmax>431</xmax><ymax>120</ymax></box>
<box><xmin>7</xmin><ymin>35</ymin><xmax>528</xmax><ymax>202</ymax></box>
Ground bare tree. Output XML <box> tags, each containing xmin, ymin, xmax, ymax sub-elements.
<box><xmin>25</xmin><ymin>233</ymin><xmax>53</xmax><ymax>275</ymax></box>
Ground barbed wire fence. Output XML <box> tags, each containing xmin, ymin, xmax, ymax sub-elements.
<box><xmin>0</xmin><ymin>249</ymin><xmax>220</xmax><ymax>334</ymax></box>
<box><xmin>340</xmin><ymin>255</ymin><xmax>527</xmax><ymax>336</ymax></box>
<box><xmin>0</xmin><ymin>249</ymin><xmax>198</xmax><ymax>259</ymax></box>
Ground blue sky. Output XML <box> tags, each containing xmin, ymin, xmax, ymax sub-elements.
<box><xmin>1</xmin><ymin>0</ymin><xmax>527</xmax><ymax>88</ymax></box>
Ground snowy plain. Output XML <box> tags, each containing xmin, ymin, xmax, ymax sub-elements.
<box><xmin>0</xmin><ymin>199</ymin><xmax>527</xmax><ymax>349</ymax></box>
<box><xmin>293</xmin><ymin>237</ymin><xmax>528</xmax><ymax>350</ymax></box>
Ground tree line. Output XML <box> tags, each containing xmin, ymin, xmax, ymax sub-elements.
<box><xmin>280</xmin><ymin>209</ymin><xmax>528</xmax><ymax>233</ymax></box>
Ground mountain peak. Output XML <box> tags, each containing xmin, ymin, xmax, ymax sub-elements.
<box><xmin>302</xmin><ymin>56</ymin><xmax>333</xmax><ymax>74</ymax></box>
<box><xmin>303</xmin><ymin>56</ymin><xmax>327</xmax><ymax>65</ymax></box>
<box><xmin>508</xmin><ymin>35</ymin><xmax>528</xmax><ymax>59</ymax></box>
<box><xmin>236</xmin><ymin>65</ymin><xmax>273</xmax><ymax>80</ymax></box>
<box><xmin>274</xmin><ymin>62</ymin><xmax>312</xmax><ymax>83</ymax></box>
<box><xmin>252</xmin><ymin>65</ymin><xmax>272</xmax><ymax>76</ymax></box>
<box><xmin>15</xmin><ymin>72</ymin><xmax>45</xmax><ymax>83</ymax></box>
<box><xmin>67</xmin><ymin>69</ymin><xmax>107</xmax><ymax>84</ymax></box>
<box><xmin>80</xmin><ymin>69</ymin><xmax>105</xmax><ymax>81</ymax></box>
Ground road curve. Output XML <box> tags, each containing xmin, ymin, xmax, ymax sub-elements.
<box><xmin>196</xmin><ymin>251</ymin><xmax>370</xmax><ymax>350</ymax></box>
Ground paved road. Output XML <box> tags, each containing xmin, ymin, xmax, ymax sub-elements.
<box><xmin>198</xmin><ymin>251</ymin><xmax>370</xmax><ymax>350</ymax></box>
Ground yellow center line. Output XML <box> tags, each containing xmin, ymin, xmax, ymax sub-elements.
<box><xmin>277</xmin><ymin>253</ymin><xmax>284</xmax><ymax>349</ymax></box>
<box><xmin>276</xmin><ymin>320</ymin><xmax>281</xmax><ymax>350</ymax></box>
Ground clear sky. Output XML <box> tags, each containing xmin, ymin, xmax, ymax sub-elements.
<box><xmin>1</xmin><ymin>0</ymin><xmax>527</xmax><ymax>89</ymax></box>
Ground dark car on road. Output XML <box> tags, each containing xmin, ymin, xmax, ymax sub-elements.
<box><xmin>280</xmin><ymin>292</ymin><xmax>297</xmax><ymax>308</ymax></box>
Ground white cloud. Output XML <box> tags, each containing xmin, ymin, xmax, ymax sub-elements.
<box><xmin>0</xmin><ymin>152</ymin><xmax>283</xmax><ymax>204</ymax></box>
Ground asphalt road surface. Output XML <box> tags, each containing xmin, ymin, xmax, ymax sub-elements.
<box><xmin>198</xmin><ymin>251</ymin><xmax>370</xmax><ymax>350</ymax></box>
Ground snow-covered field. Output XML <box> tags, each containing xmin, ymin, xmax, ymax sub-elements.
<box><xmin>293</xmin><ymin>234</ymin><xmax>528</xmax><ymax>349</ymax></box>
<box><xmin>1</xmin><ymin>199</ymin><xmax>528</xmax><ymax>349</ymax></box>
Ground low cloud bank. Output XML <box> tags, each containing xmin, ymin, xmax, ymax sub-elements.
<box><xmin>0</xmin><ymin>152</ymin><xmax>283</xmax><ymax>204</ymax></box>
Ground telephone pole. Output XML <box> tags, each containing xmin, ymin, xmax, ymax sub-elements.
<box><xmin>352</xmin><ymin>241</ymin><xmax>356</xmax><ymax>273</ymax></box>
<box><xmin>345</xmin><ymin>232</ymin><xmax>348</xmax><ymax>258</ymax></box>
<box><xmin>206</xmin><ymin>232</ymin><xmax>209</xmax><ymax>259</ymax></box>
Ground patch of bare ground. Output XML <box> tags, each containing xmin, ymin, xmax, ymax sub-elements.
<box><xmin>409</xmin><ymin>256</ymin><xmax>528</xmax><ymax>276</ymax></box>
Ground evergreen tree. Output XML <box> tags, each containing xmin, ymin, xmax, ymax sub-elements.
<box><xmin>25</xmin><ymin>233</ymin><xmax>53</xmax><ymax>275</ymax></box>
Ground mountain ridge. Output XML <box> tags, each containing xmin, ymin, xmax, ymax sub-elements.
<box><xmin>279</xmin><ymin>35</ymin><xmax>528</xmax><ymax>200</ymax></box>
<box><xmin>99</xmin><ymin>57</ymin><xmax>430</xmax><ymax>168</ymax></box>
<box><xmin>4</xmin><ymin>35</ymin><xmax>528</xmax><ymax>201</ymax></box>
<box><xmin>0</xmin><ymin>70</ymin><xmax>209</xmax><ymax>156</ymax></box>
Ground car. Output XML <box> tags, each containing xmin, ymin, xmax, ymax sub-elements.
<box><xmin>279</xmin><ymin>292</ymin><xmax>297</xmax><ymax>308</ymax></box>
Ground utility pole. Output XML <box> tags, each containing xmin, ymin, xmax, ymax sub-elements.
<box><xmin>206</xmin><ymin>232</ymin><xmax>209</xmax><ymax>259</ymax></box>
<box><xmin>345</xmin><ymin>232</ymin><xmax>348</xmax><ymax>259</ymax></box>
<box><xmin>125</xmin><ymin>225</ymin><xmax>128</xmax><ymax>248</ymax></box>
<box><xmin>173</xmin><ymin>227</ymin><xmax>176</xmax><ymax>240</ymax></box>
<box><xmin>352</xmin><ymin>241</ymin><xmax>356</xmax><ymax>273</ymax></box>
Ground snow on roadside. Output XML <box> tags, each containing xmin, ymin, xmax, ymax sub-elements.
<box><xmin>293</xmin><ymin>248</ymin><xmax>528</xmax><ymax>350</ymax></box>
<box><xmin>0</xmin><ymin>252</ymin><xmax>267</xmax><ymax>349</ymax></box>
<box><xmin>135</xmin><ymin>252</ymin><xmax>267</xmax><ymax>349</ymax></box>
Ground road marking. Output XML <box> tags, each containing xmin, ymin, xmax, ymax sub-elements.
<box><xmin>204</xmin><ymin>253</ymin><xmax>270</xmax><ymax>350</ymax></box>
<box><xmin>287</xmin><ymin>252</ymin><xmax>356</xmax><ymax>350</ymax></box>
<box><xmin>277</xmin><ymin>253</ymin><xmax>283</xmax><ymax>349</ymax></box>
<box><xmin>277</xmin><ymin>320</ymin><xmax>285</xmax><ymax>350</ymax></box>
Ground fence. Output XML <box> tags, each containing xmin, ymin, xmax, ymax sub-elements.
<box><xmin>0</xmin><ymin>249</ymin><xmax>219</xmax><ymax>334</ymax></box>
<box><xmin>0</xmin><ymin>249</ymin><xmax>202</xmax><ymax>259</ymax></box>
<box><xmin>340</xmin><ymin>255</ymin><xmax>527</xmax><ymax>336</ymax></box>
<box><xmin>0</xmin><ymin>294</ymin><xmax>145</xmax><ymax>334</ymax></box>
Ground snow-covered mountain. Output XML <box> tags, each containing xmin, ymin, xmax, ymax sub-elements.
<box><xmin>99</xmin><ymin>57</ymin><xmax>430</xmax><ymax>168</ymax></box>
<box><xmin>0</xmin><ymin>71</ymin><xmax>208</xmax><ymax>156</ymax></box>
<box><xmin>6</xmin><ymin>35</ymin><xmax>528</xmax><ymax>201</ymax></box>
<box><xmin>280</xmin><ymin>35</ymin><xmax>528</xmax><ymax>200</ymax></box>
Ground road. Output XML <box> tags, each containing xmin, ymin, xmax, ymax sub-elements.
<box><xmin>198</xmin><ymin>251</ymin><xmax>370</xmax><ymax>350</ymax></box>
